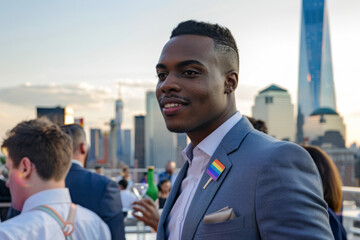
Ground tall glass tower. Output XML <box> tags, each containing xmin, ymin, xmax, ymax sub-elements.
<box><xmin>115</xmin><ymin>85</ymin><xmax>123</xmax><ymax>163</ymax></box>
<box><xmin>145</xmin><ymin>91</ymin><xmax>175</xmax><ymax>168</ymax></box>
<box><xmin>296</xmin><ymin>0</ymin><xmax>336</xmax><ymax>143</ymax></box>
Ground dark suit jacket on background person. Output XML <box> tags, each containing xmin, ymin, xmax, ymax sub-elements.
<box><xmin>65</xmin><ymin>162</ymin><xmax>125</xmax><ymax>240</ymax></box>
<box><xmin>157</xmin><ymin>117</ymin><xmax>334</xmax><ymax>240</ymax></box>
<box><xmin>0</xmin><ymin>179</ymin><xmax>11</xmax><ymax>221</ymax></box>
<box><xmin>328</xmin><ymin>208</ymin><xmax>347</xmax><ymax>240</ymax></box>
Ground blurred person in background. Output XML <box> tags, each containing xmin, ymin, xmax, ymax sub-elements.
<box><xmin>141</xmin><ymin>172</ymin><xmax>148</xmax><ymax>184</ymax></box>
<box><xmin>117</xmin><ymin>165</ymin><xmax>133</xmax><ymax>191</ymax></box>
<box><xmin>303</xmin><ymin>145</ymin><xmax>347</xmax><ymax>240</ymax></box>
<box><xmin>61</xmin><ymin>123</ymin><xmax>125</xmax><ymax>240</ymax></box>
<box><xmin>118</xmin><ymin>179</ymin><xmax>137</xmax><ymax>217</ymax></box>
<box><xmin>158</xmin><ymin>178</ymin><xmax>171</xmax><ymax>209</ymax></box>
<box><xmin>158</xmin><ymin>161</ymin><xmax>177</xmax><ymax>187</ymax></box>
<box><xmin>245</xmin><ymin>116</ymin><xmax>268</xmax><ymax>134</ymax></box>
<box><xmin>94</xmin><ymin>165</ymin><xmax>103</xmax><ymax>175</ymax></box>
<box><xmin>0</xmin><ymin>167</ymin><xmax>10</xmax><ymax>222</ymax></box>
<box><xmin>0</xmin><ymin>118</ymin><xmax>110</xmax><ymax>239</ymax></box>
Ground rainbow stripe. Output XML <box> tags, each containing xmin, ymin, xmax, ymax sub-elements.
<box><xmin>206</xmin><ymin>159</ymin><xmax>225</xmax><ymax>181</ymax></box>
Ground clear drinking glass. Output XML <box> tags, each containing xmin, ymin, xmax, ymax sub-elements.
<box><xmin>130</xmin><ymin>183</ymin><xmax>149</xmax><ymax>218</ymax></box>
<box><xmin>132</xmin><ymin>183</ymin><xmax>149</xmax><ymax>200</ymax></box>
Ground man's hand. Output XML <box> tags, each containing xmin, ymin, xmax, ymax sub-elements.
<box><xmin>131</xmin><ymin>198</ymin><xmax>160</xmax><ymax>232</ymax></box>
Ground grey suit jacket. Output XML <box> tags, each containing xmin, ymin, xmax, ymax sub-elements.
<box><xmin>157</xmin><ymin>117</ymin><xmax>334</xmax><ymax>240</ymax></box>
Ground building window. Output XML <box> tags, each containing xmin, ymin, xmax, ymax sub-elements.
<box><xmin>265</xmin><ymin>96</ymin><xmax>273</xmax><ymax>104</ymax></box>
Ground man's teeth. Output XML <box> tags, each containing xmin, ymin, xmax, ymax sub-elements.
<box><xmin>164</xmin><ymin>103</ymin><xmax>181</xmax><ymax>109</ymax></box>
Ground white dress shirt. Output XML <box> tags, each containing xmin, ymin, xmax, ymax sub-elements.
<box><xmin>166</xmin><ymin>112</ymin><xmax>242</xmax><ymax>240</ymax></box>
<box><xmin>0</xmin><ymin>188</ymin><xmax>111</xmax><ymax>240</ymax></box>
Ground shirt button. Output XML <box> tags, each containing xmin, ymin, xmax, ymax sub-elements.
<box><xmin>179</xmin><ymin>215</ymin><xmax>183</xmax><ymax>221</ymax></box>
<box><xmin>193</xmin><ymin>177</ymin><xmax>198</xmax><ymax>183</ymax></box>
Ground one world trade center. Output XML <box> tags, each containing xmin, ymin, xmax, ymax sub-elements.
<box><xmin>296</xmin><ymin>0</ymin><xmax>337</xmax><ymax>143</ymax></box>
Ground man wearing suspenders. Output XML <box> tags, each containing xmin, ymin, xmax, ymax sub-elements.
<box><xmin>0</xmin><ymin>118</ymin><xmax>111</xmax><ymax>240</ymax></box>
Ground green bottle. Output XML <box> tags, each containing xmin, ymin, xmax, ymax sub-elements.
<box><xmin>146</xmin><ymin>166</ymin><xmax>158</xmax><ymax>201</ymax></box>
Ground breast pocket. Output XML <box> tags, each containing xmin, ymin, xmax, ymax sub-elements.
<box><xmin>194</xmin><ymin>216</ymin><xmax>245</xmax><ymax>240</ymax></box>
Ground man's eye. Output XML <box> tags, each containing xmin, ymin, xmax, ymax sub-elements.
<box><xmin>183</xmin><ymin>70</ymin><xmax>199</xmax><ymax>76</ymax></box>
<box><xmin>157</xmin><ymin>72</ymin><xmax>168</xmax><ymax>81</ymax></box>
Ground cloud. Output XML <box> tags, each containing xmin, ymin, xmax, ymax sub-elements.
<box><xmin>0</xmin><ymin>83</ymin><xmax>114</xmax><ymax>109</ymax></box>
<box><xmin>116</xmin><ymin>78</ymin><xmax>156</xmax><ymax>90</ymax></box>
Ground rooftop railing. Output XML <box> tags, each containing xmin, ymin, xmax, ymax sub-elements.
<box><xmin>342</xmin><ymin>186</ymin><xmax>360</xmax><ymax>240</ymax></box>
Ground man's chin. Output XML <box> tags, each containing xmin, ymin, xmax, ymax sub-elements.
<box><xmin>165</xmin><ymin>124</ymin><xmax>187</xmax><ymax>133</ymax></box>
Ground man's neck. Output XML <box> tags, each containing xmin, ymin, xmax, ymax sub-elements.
<box><xmin>72</xmin><ymin>153</ymin><xmax>85</xmax><ymax>167</ymax></box>
<box><xmin>32</xmin><ymin>179</ymin><xmax>65</xmax><ymax>193</ymax></box>
<box><xmin>22</xmin><ymin>179</ymin><xmax>65</xmax><ymax>210</ymax></box>
<box><xmin>187</xmin><ymin>110</ymin><xmax>237</xmax><ymax>146</ymax></box>
<box><xmin>71</xmin><ymin>159</ymin><xmax>84</xmax><ymax>167</ymax></box>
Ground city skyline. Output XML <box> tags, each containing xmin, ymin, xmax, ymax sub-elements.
<box><xmin>0</xmin><ymin>0</ymin><xmax>359</xmax><ymax>146</ymax></box>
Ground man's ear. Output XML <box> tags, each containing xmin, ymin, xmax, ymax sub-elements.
<box><xmin>19</xmin><ymin>157</ymin><xmax>33</xmax><ymax>179</ymax></box>
<box><xmin>224</xmin><ymin>71</ymin><xmax>238</xmax><ymax>94</ymax></box>
<box><xmin>80</xmin><ymin>142</ymin><xmax>87</xmax><ymax>154</ymax></box>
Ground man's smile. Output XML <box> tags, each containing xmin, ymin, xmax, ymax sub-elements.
<box><xmin>159</xmin><ymin>95</ymin><xmax>191</xmax><ymax>115</ymax></box>
<box><xmin>160</xmin><ymin>97</ymin><xmax>190</xmax><ymax>116</ymax></box>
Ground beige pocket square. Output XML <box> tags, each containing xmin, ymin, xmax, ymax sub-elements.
<box><xmin>203</xmin><ymin>206</ymin><xmax>236</xmax><ymax>224</ymax></box>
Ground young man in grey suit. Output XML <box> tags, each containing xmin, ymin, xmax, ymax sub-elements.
<box><xmin>155</xmin><ymin>20</ymin><xmax>334</xmax><ymax>239</ymax></box>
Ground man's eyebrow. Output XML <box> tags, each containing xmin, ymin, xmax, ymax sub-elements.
<box><xmin>156</xmin><ymin>63</ymin><xmax>167</xmax><ymax>69</ymax></box>
<box><xmin>176</xmin><ymin>60</ymin><xmax>205</xmax><ymax>69</ymax></box>
<box><xmin>155</xmin><ymin>60</ymin><xmax>205</xmax><ymax>70</ymax></box>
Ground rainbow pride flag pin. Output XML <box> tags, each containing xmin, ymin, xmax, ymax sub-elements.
<box><xmin>203</xmin><ymin>159</ymin><xmax>225</xmax><ymax>189</ymax></box>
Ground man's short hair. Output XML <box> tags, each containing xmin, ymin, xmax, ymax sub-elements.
<box><xmin>118</xmin><ymin>179</ymin><xmax>128</xmax><ymax>189</ymax></box>
<box><xmin>1</xmin><ymin>117</ymin><xmax>72</xmax><ymax>181</ymax></box>
<box><xmin>60</xmin><ymin>124</ymin><xmax>86</xmax><ymax>154</ymax></box>
<box><xmin>171</xmin><ymin>20</ymin><xmax>239</xmax><ymax>71</ymax></box>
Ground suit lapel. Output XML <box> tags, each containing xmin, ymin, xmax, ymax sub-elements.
<box><xmin>181</xmin><ymin>147</ymin><xmax>231</xmax><ymax>240</ymax></box>
<box><xmin>181</xmin><ymin>117</ymin><xmax>253</xmax><ymax>240</ymax></box>
<box><xmin>157</xmin><ymin>161</ymin><xmax>189</xmax><ymax>239</ymax></box>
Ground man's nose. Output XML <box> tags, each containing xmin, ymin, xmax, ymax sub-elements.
<box><xmin>159</xmin><ymin>73</ymin><xmax>181</xmax><ymax>94</ymax></box>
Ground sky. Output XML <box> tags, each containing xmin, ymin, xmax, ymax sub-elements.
<box><xmin>0</xmin><ymin>0</ymin><xmax>359</xmax><ymax>147</ymax></box>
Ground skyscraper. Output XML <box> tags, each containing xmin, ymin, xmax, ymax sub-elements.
<box><xmin>36</xmin><ymin>106</ymin><xmax>74</xmax><ymax>125</ymax></box>
<box><xmin>134</xmin><ymin>115</ymin><xmax>145</xmax><ymax>169</ymax></box>
<box><xmin>297</xmin><ymin>0</ymin><xmax>336</xmax><ymax>143</ymax></box>
<box><xmin>122</xmin><ymin>129</ymin><xmax>132</xmax><ymax>167</ymax></box>
<box><xmin>115</xmin><ymin>98</ymin><xmax>123</xmax><ymax>162</ymax></box>
<box><xmin>252</xmin><ymin>84</ymin><xmax>295</xmax><ymax>141</ymax></box>
<box><xmin>303</xmin><ymin>108</ymin><xmax>346</xmax><ymax>148</ymax></box>
<box><xmin>145</xmin><ymin>91</ymin><xmax>176</xmax><ymax>168</ymax></box>
<box><xmin>108</xmin><ymin>119</ymin><xmax>117</xmax><ymax>167</ymax></box>
<box><xmin>88</xmin><ymin>128</ymin><xmax>104</xmax><ymax>167</ymax></box>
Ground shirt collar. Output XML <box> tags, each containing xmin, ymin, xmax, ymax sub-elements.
<box><xmin>71</xmin><ymin>159</ymin><xmax>84</xmax><ymax>167</ymax></box>
<box><xmin>22</xmin><ymin>188</ymin><xmax>72</xmax><ymax>214</ymax></box>
<box><xmin>183</xmin><ymin>111</ymin><xmax>242</xmax><ymax>164</ymax></box>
